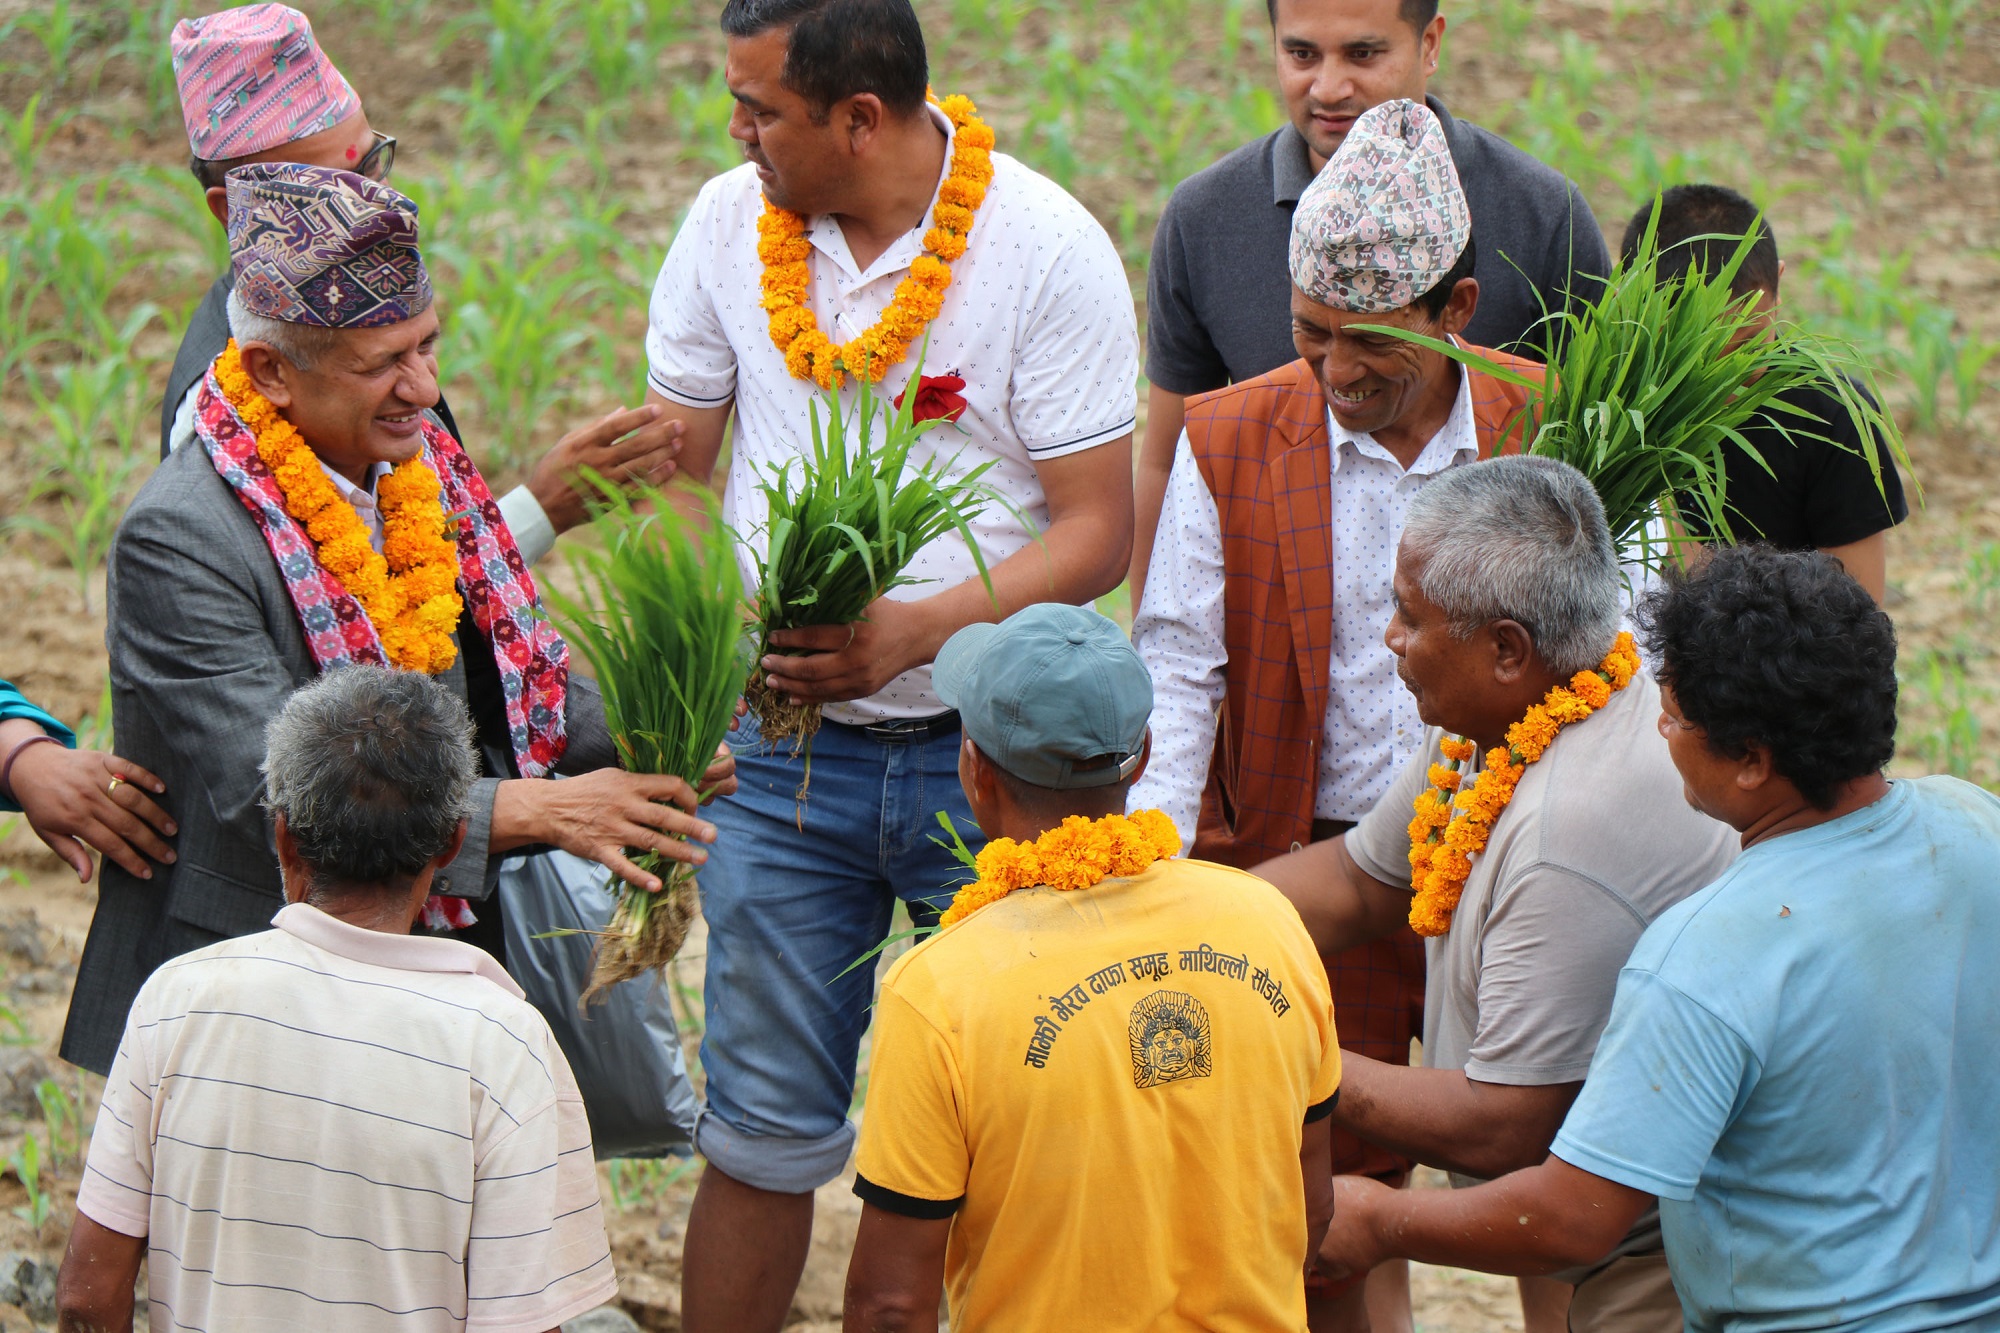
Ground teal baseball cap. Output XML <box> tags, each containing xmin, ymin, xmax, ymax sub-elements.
<box><xmin>933</xmin><ymin>603</ymin><xmax>1153</xmax><ymax>790</ymax></box>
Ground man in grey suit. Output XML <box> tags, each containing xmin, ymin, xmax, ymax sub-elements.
<box><xmin>60</xmin><ymin>163</ymin><xmax>732</xmax><ymax>1075</ymax></box>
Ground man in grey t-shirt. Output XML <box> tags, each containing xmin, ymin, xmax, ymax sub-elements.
<box><xmin>1259</xmin><ymin>458</ymin><xmax>1735</xmax><ymax>1333</ymax></box>
<box><xmin>1133</xmin><ymin>0</ymin><xmax>1611</xmax><ymax>602</ymax></box>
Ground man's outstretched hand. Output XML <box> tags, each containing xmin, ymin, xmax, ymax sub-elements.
<box><xmin>527</xmin><ymin>403</ymin><xmax>687</xmax><ymax>535</ymax></box>
<box><xmin>7</xmin><ymin>737</ymin><xmax>176</xmax><ymax>884</ymax></box>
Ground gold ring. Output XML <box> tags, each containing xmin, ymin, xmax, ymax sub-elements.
<box><xmin>106</xmin><ymin>776</ymin><xmax>126</xmax><ymax>796</ymax></box>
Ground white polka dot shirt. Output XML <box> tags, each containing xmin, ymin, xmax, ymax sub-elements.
<box><xmin>645</xmin><ymin>106</ymin><xmax>1139</xmax><ymax>722</ymax></box>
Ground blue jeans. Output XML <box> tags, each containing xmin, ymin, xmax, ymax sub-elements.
<box><xmin>693</xmin><ymin>711</ymin><xmax>978</xmax><ymax>1192</ymax></box>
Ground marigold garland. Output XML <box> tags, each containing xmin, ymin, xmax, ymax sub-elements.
<box><xmin>213</xmin><ymin>340</ymin><xmax>464</xmax><ymax>674</ymax></box>
<box><xmin>757</xmin><ymin>91</ymin><xmax>995</xmax><ymax>390</ymax></box>
<box><xmin>940</xmin><ymin>809</ymin><xmax>1182</xmax><ymax>928</ymax></box>
<box><xmin>1405</xmin><ymin>633</ymin><xmax>1642</xmax><ymax>937</ymax></box>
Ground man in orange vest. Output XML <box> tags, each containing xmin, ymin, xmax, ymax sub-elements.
<box><xmin>1129</xmin><ymin>97</ymin><xmax>1540</xmax><ymax>1331</ymax></box>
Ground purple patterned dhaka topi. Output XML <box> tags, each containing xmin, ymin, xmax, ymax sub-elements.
<box><xmin>225</xmin><ymin>163</ymin><xmax>432</xmax><ymax>329</ymax></box>
<box><xmin>1288</xmin><ymin>98</ymin><xmax>1473</xmax><ymax>314</ymax></box>
<box><xmin>172</xmin><ymin>4</ymin><xmax>359</xmax><ymax>160</ymax></box>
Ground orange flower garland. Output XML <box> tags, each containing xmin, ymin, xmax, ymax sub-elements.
<box><xmin>1406</xmin><ymin>632</ymin><xmax>1642</xmax><ymax>937</ymax></box>
<box><xmin>213</xmin><ymin>340</ymin><xmax>464</xmax><ymax>674</ymax></box>
<box><xmin>757</xmin><ymin>92</ymin><xmax>995</xmax><ymax>389</ymax></box>
<box><xmin>941</xmin><ymin>809</ymin><xmax>1182</xmax><ymax>928</ymax></box>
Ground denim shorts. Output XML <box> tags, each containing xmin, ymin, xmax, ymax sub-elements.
<box><xmin>692</xmin><ymin>710</ymin><xmax>977</xmax><ymax>1193</ymax></box>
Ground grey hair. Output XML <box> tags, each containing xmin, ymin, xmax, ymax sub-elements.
<box><xmin>1400</xmin><ymin>456</ymin><xmax>1622</xmax><ymax>676</ymax></box>
<box><xmin>225</xmin><ymin>288</ymin><xmax>340</xmax><ymax>372</ymax></box>
<box><xmin>261</xmin><ymin>666</ymin><xmax>478</xmax><ymax>893</ymax></box>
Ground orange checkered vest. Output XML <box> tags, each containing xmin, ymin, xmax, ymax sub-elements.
<box><xmin>1185</xmin><ymin>350</ymin><xmax>1544</xmax><ymax>869</ymax></box>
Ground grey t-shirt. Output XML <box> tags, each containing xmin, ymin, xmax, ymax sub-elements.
<box><xmin>1347</xmin><ymin>672</ymin><xmax>1738</xmax><ymax>1271</ymax></box>
<box><xmin>1145</xmin><ymin>97</ymin><xmax>1611</xmax><ymax>393</ymax></box>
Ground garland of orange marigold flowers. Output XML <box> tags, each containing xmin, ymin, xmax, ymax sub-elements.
<box><xmin>214</xmin><ymin>339</ymin><xmax>464</xmax><ymax>674</ymax></box>
<box><xmin>1405</xmin><ymin>631</ymin><xmax>1642</xmax><ymax>937</ymax></box>
<box><xmin>756</xmin><ymin>91</ymin><xmax>996</xmax><ymax>390</ymax></box>
<box><xmin>941</xmin><ymin>809</ymin><xmax>1182</xmax><ymax>928</ymax></box>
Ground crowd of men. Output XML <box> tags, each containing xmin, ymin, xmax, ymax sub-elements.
<box><xmin>0</xmin><ymin>0</ymin><xmax>1981</xmax><ymax>1330</ymax></box>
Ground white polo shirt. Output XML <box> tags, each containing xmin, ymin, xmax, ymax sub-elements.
<box><xmin>78</xmin><ymin>904</ymin><xmax>615</xmax><ymax>1333</ymax></box>
<box><xmin>645</xmin><ymin>105</ymin><xmax>1138</xmax><ymax>722</ymax></box>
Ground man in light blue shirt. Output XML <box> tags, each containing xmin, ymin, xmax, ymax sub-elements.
<box><xmin>1312</xmin><ymin>544</ymin><xmax>2000</xmax><ymax>1332</ymax></box>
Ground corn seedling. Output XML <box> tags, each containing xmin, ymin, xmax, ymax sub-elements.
<box><xmin>32</xmin><ymin>1077</ymin><xmax>83</xmax><ymax>1170</ymax></box>
<box><xmin>543</xmin><ymin>482</ymin><xmax>753</xmax><ymax>1001</ymax></box>
<box><xmin>10</xmin><ymin>450</ymin><xmax>140</xmax><ymax>613</ymax></box>
<box><xmin>1909</xmin><ymin>0</ymin><xmax>1978</xmax><ymax>63</ymax></box>
<box><xmin>1903</xmin><ymin>650</ymin><xmax>1988</xmax><ymax>785</ymax></box>
<box><xmin>10</xmin><ymin>0</ymin><xmax>91</xmax><ymax>87</ymax></box>
<box><xmin>744</xmin><ymin>373</ymin><xmax>1008</xmax><ymax>747</ymax></box>
<box><xmin>8</xmin><ymin>1133</ymin><xmax>49</xmax><ymax>1233</ymax></box>
<box><xmin>606</xmin><ymin>1155</ymin><xmax>700</xmax><ymax>1212</ymax></box>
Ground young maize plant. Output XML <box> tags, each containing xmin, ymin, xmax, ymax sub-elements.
<box><xmin>1371</xmin><ymin>210</ymin><xmax>1911</xmax><ymax>564</ymax></box>
<box><xmin>745</xmin><ymin>374</ymin><xmax>1006</xmax><ymax>748</ymax></box>
<box><xmin>543</xmin><ymin>479</ymin><xmax>752</xmax><ymax>1002</ymax></box>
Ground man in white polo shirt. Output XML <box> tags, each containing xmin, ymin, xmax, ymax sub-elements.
<box><xmin>57</xmin><ymin>666</ymin><xmax>614</xmax><ymax>1332</ymax></box>
<box><xmin>642</xmin><ymin>1</ymin><xmax>1136</xmax><ymax>1328</ymax></box>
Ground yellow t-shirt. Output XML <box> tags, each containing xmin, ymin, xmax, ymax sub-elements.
<box><xmin>855</xmin><ymin>857</ymin><xmax>1342</xmax><ymax>1332</ymax></box>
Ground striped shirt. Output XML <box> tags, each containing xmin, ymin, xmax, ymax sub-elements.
<box><xmin>77</xmin><ymin>904</ymin><xmax>614</xmax><ymax>1332</ymax></box>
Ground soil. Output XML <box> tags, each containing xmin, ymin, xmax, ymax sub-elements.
<box><xmin>0</xmin><ymin>0</ymin><xmax>1993</xmax><ymax>1328</ymax></box>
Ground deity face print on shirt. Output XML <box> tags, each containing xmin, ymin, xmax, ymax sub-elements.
<box><xmin>1130</xmin><ymin>989</ymin><xmax>1214</xmax><ymax>1089</ymax></box>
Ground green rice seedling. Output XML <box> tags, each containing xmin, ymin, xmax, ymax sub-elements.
<box><xmin>1367</xmin><ymin>219</ymin><xmax>1909</xmax><ymax>564</ymax></box>
<box><xmin>545</xmin><ymin>482</ymin><xmax>752</xmax><ymax>999</ymax></box>
<box><xmin>744</xmin><ymin>375</ymin><xmax>1008</xmax><ymax>747</ymax></box>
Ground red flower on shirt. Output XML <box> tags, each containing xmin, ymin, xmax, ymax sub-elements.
<box><xmin>895</xmin><ymin>372</ymin><xmax>969</xmax><ymax>426</ymax></box>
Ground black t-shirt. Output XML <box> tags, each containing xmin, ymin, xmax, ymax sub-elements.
<box><xmin>1681</xmin><ymin>378</ymin><xmax>1908</xmax><ymax>549</ymax></box>
<box><xmin>1144</xmin><ymin>98</ymin><xmax>1611</xmax><ymax>393</ymax></box>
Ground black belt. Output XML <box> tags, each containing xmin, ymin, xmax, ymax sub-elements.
<box><xmin>1310</xmin><ymin>818</ymin><xmax>1356</xmax><ymax>844</ymax></box>
<box><xmin>830</xmin><ymin>710</ymin><xmax>962</xmax><ymax>743</ymax></box>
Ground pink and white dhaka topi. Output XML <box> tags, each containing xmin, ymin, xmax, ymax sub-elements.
<box><xmin>171</xmin><ymin>3</ymin><xmax>359</xmax><ymax>161</ymax></box>
<box><xmin>1287</xmin><ymin>98</ymin><xmax>1473</xmax><ymax>314</ymax></box>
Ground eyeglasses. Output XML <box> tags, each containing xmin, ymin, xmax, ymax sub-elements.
<box><xmin>188</xmin><ymin>130</ymin><xmax>398</xmax><ymax>191</ymax></box>
<box><xmin>356</xmin><ymin>130</ymin><xmax>397</xmax><ymax>182</ymax></box>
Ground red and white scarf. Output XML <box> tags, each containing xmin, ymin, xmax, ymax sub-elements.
<box><xmin>194</xmin><ymin>367</ymin><xmax>569</xmax><ymax>928</ymax></box>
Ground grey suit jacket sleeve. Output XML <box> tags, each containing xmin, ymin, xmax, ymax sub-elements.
<box><xmin>432</xmin><ymin>668</ymin><xmax>617</xmax><ymax>900</ymax></box>
<box><xmin>111</xmin><ymin>495</ymin><xmax>304</xmax><ymax>863</ymax></box>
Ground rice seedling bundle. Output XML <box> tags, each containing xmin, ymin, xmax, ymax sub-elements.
<box><xmin>542</xmin><ymin>479</ymin><xmax>752</xmax><ymax>1001</ymax></box>
<box><xmin>1374</xmin><ymin>214</ymin><xmax>1908</xmax><ymax>562</ymax></box>
<box><xmin>745</xmin><ymin>377</ymin><xmax>1005</xmax><ymax>746</ymax></box>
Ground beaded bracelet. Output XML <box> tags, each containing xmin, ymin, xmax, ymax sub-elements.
<box><xmin>0</xmin><ymin>734</ymin><xmax>61</xmax><ymax>806</ymax></box>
